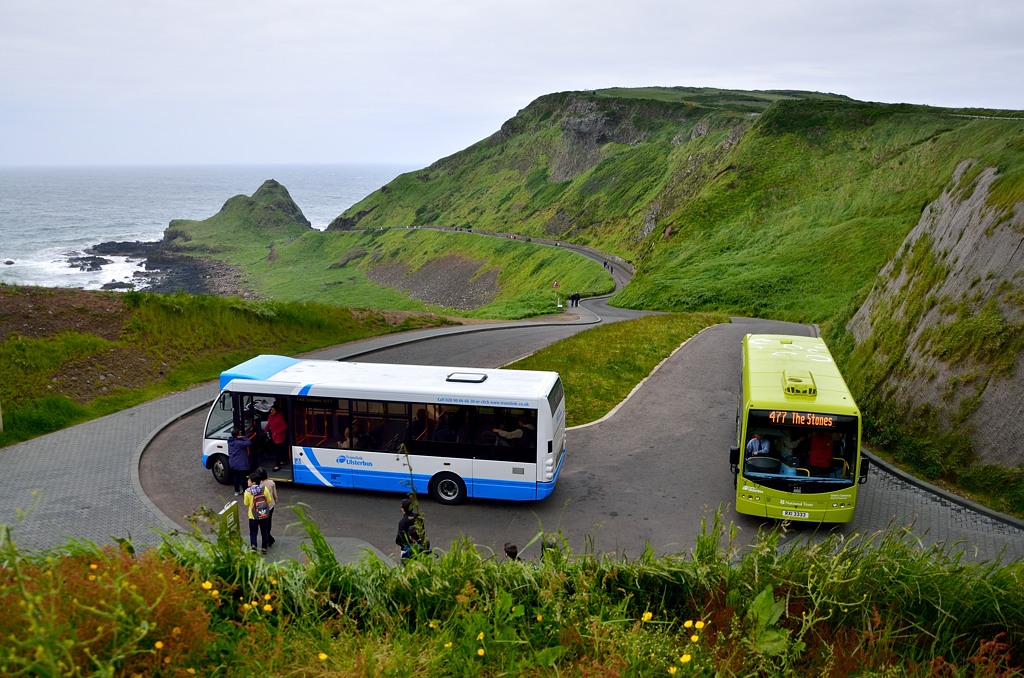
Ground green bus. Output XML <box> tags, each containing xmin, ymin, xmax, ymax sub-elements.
<box><xmin>729</xmin><ymin>334</ymin><xmax>869</xmax><ymax>523</ymax></box>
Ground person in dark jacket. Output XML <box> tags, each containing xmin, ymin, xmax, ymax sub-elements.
<box><xmin>227</xmin><ymin>428</ymin><xmax>252</xmax><ymax>496</ymax></box>
<box><xmin>395</xmin><ymin>498</ymin><xmax>427</xmax><ymax>561</ymax></box>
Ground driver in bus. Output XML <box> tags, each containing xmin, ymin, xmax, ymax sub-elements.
<box><xmin>745</xmin><ymin>433</ymin><xmax>771</xmax><ymax>456</ymax></box>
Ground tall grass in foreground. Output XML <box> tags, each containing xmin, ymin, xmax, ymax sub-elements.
<box><xmin>2</xmin><ymin>507</ymin><xmax>1021</xmax><ymax>676</ymax></box>
<box><xmin>508</xmin><ymin>312</ymin><xmax>729</xmax><ymax>426</ymax></box>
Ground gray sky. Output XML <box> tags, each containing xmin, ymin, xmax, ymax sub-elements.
<box><xmin>2</xmin><ymin>0</ymin><xmax>1021</xmax><ymax>166</ymax></box>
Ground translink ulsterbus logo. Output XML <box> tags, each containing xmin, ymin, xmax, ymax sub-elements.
<box><xmin>336</xmin><ymin>455</ymin><xmax>373</xmax><ymax>467</ymax></box>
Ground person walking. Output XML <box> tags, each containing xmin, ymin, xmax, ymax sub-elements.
<box><xmin>227</xmin><ymin>428</ymin><xmax>252</xmax><ymax>496</ymax></box>
<box><xmin>267</xmin><ymin>402</ymin><xmax>289</xmax><ymax>471</ymax></box>
<box><xmin>503</xmin><ymin>543</ymin><xmax>519</xmax><ymax>561</ymax></box>
<box><xmin>395</xmin><ymin>497</ymin><xmax>427</xmax><ymax>561</ymax></box>
<box><xmin>253</xmin><ymin>467</ymin><xmax>278</xmax><ymax>548</ymax></box>
<box><xmin>244</xmin><ymin>474</ymin><xmax>272</xmax><ymax>554</ymax></box>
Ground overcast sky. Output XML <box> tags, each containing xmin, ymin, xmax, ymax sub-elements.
<box><xmin>2</xmin><ymin>0</ymin><xmax>1021</xmax><ymax>167</ymax></box>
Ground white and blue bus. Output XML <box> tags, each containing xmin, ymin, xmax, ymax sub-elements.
<box><xmin>201</xmin><ymin>355</ymin><xmax>567</xmax><ymax>504</ymax></box>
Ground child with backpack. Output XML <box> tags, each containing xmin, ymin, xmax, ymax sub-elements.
<box><xmin>244</xmin><ymin>473</ymin><xmax>272</xmax><ymax>554</ymax></box>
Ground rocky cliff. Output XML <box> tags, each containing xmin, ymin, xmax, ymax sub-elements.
<box><xmin>847</xmin><ymin>160</ymin><xmax>1024</xmax><ymax>468</ymax></box>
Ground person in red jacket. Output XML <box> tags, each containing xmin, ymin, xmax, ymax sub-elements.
<box><xmin>808</xmin><ymin>432</ymin><xmax>834</xmax><ymax>476</ymax></box>
<box><xmin>267</xmin><ymin>402</ymin><xmax>289</xmax><ymax>471</ymax></box>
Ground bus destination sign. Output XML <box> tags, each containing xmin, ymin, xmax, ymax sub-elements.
<box><xmin>767</xmin><ymin>410</ymin><xmax>835</xmax><ymax>427</ymax></box>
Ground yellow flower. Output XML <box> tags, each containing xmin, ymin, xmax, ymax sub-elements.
<box><xmin>211</xmin><ymin>590</ymin><xmax>220</xmax><ymax>599</ymax></box>
<box><xmin>163</xmin><ymin>656</ymin><xmax>171</xmax><ymax>664</ymax></box>
<box><xmin>88</xmin><ymin>575</ymin><xmax>96</xmax><ymax>581</ymax></box>
<box><xmin>444</xmin><ymin>642</ymin><xmax>452</xmax><ymax>649</ymax></box>
<box><xmin>684</xmin><ymin>619</ymin><xmax>693</xmax><ymax>628</ymax></box>
<box><xmin>89</xmin><ymin>563</ymin><xmax>98</xmax><ymax>570</ymax></box>
<box><xmin>680</xmin><ymin>654</ymin><xmax>692</xmax><ymax>664</ymax></box>
<box><xmin>154</xmin><ymin>641</ymin><xmax>164</xmax><ymax>650</ymax></box>
<box><xmin>270</xmin><ymin>577</ymin><xmax>278</xmax><ymax>585</ymax></box>
<box><xmin>172</xmin><ymin>627</ymin><xmax>182</xmax><ymax>636</ymax></box>
<box><xmin>202</xmin><ymin>581</ymin><xmax>213</xmax><ymax>590</ymax></box>
<box><xmin>187</xmin><ymin>669</ymin><xmax>196</xmax><ymax>675</ymax></box>
<box><xmin>536</xmin><ymin>614</ymin><xmax>543</xmax><ymax>622</ymax></box>
<box><xmin>263</xmin><ymin>604</ymin><xmax>273</xmax><ymax>613</ymax></box>
<box><xmin>690</xmin><ymin>634</ymin><xmax>699</xmax><ymax>643</ymax></box>
<box><xmin>477</xmin><ymin>648</ymin><xmax>485</xmax><ymax>656</ymax></box>
<box><xmin>429</xmin><ymin>620</ymin><xmax>440</xmax><ymax>630</ymax></box>
<box><xmin>318</xmin><ymin>652</ymin><xmax>328</xmax><ymax>661</ymax></box>
<box><xmin>642</xmin><ymin>611</ymin><xmax>653</xmax><ymax>622</ymax></box>
<box><xmin>668</xmin><ymin>668</ymin><xmax>678</xmax><ymax>675</ymax></box>
<box><xmin>476</xmin><ymin>631</ymin><xmax>484</xmax><ymax>641</ymax></box>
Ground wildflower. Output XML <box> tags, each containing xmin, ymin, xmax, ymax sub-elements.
<box><xmin>88</xmin><ymin>575</ymin><xmax>96</xmax><ymax>581</ymax></box>
<box><xmin>187</xmin><ymin>669</ymin><xmax>196</xmax><ymax>675</ymax></box>
<box><xmin>642</xmin><ymin>611</ymin><xmax>653</xmax><ymax>622</ymax></box>
<box><xmin>429</xmin><ymin>620</ymin><xmax>440</xmax><ymax>630</ymax></box>
<box><xmin>89</xmin><ymin>563</ymin><xmax>98</xmax><ymax>570</ymax></box>
<box><xmin>155</xmin><ymin>641</ymin><xmax>164</xmax><ymax>650</ymax></box>
<box><xmin>164</xmin><ymin>657</ymin><xmax>171</xmax><ymax>664</ymax></box>
<box><xmin>242</xmin><ymin>603</ymin><xmax>252</xmax><ymax>612</ymax></box>
<box><xmin>684</xmin><ymin>619</ymin><xmax>693</xmax><ymax>628</ymax></box>
<box><xmin>668</xmin><ymin>668</ymin><xmax>678</xmax><ymax>675</ymax></box>
<box><xmin>318</xmin><ymin>652</ymin><xmax>328</xmax><ymax>661</ymax></box>
<box><xmin>202</xmin><ymin>581</ymin><xmax>213</xmax><ymax>590</ymax></box>
<box><xmin>444</xmin><ymin>642</ymin><xmax>453</xmax><ymax>649</ymax></box>
<box><xmin>690</xmin><ymin>634</ymin><xmax>699</xmax><ymax>643</ymax></box>
<box><xmin>695</xmin><ymin>621</ymin><xmax>705</xmax><ymax>630</ymax></box>
<box><xmin>172</xmin><ymin>627</ymin><xmax>182</xmax><ymax>636</ymax></box>
<box><xmin>477</xmin><ymin>648</ymin><xmax>485</xmax><ymax>656</ymax></box>
<box><xmin>211</xmin><ymin>590</ymin><xmax>220</xmax><ymax>599</ymax></box>
<box><xmin>476</xmin><ymin>631</ymin><xmax>484</xmax><ymax>641</ymax></box>
<box><xmin>680</xmin><ymin>654</ymin><xmax>692</xmax><ymax>664</ymax></box>
<box><xmin>270</xmin><ymin>577</ymin><xmax>278</xmax><ymax>585</ymax></box>
<box><xmin>536</xmin><ymin>614</ymin><xmax>543</xmax><ymax>622</ymax></box>
<box><xmin>263</xmin><ymin>604</ymin><xmax>273</xmax><ymax>613</ymax></box>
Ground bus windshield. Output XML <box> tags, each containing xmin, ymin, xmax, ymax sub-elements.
<box><xmin>742</xmin><ymin>409</ymin><xmax>858</xmax><ymax>492</ymax></box>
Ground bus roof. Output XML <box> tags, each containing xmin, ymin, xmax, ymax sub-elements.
<box><xmin>219</xmin><ymin>354</ymin><xmax>561</xmax><ymax>403</ymax></box>
<box><xmin>743</xmin><ymin>334</ymin><xmax>859</xmax><ymax>414</ymax></box>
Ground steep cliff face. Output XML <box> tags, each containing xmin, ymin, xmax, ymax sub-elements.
<box><xmin>847</xmin><ymin>161</ymin><xmax>1024</xmax><ymax>467</ymax></box>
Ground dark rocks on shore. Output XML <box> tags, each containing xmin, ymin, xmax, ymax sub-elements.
<box><xmin>68</xmin><ymin>255</ymin><xmax>114</xmax><ymax>271</ymax></box>
<box><xmin>81</xmin><ymin>239</ymin><xmax>256</xmax><ymax>298</ymax></box>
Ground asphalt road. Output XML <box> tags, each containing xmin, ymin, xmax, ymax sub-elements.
<box><xmin>144</xmin><ymin>313</ymin><xmax>1024</xmax><ymax>564</ymax></box>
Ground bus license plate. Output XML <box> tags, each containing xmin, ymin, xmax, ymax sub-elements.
<box><xmin>782</xmin><ymin>510</ymin><xmax>809</xmax><ymax>518</ymax></box>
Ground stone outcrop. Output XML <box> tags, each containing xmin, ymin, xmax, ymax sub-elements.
<box><xmin>847</xmin><ymin>160</ymin><xmax>1024</xmax><ymax>466</ymax></box>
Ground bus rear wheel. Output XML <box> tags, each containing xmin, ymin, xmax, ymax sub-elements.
<box><xmin>210</xmin><ymin>454</ymin><xmax>231</xmax><ymax>485</ymax></box>
<box><xmin>429</xmin><ymin>472</ymin><xmax>466</xmax><ymax>505</ymax></box>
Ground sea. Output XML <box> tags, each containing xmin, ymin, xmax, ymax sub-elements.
<box><xmin>0</xmin><ymin>164</ymin><xmax>417</xmax><ymax>290</ymax></box>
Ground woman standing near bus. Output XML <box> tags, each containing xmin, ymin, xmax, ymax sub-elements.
<box><xmin>267</xmin><ymin>402</ymin><xmax>288</xmax><ymax>471</ymax></box>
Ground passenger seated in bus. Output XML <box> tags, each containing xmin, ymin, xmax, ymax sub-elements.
<box><xmin>408</xmin><ymin>408</ymin><xmax>434</xmax><ymax>441</ymax></box>
<box><xmin>433</xmin><ymin>413</ymin><xmax>456</xmax><ymax>442</ymax></box>
<box><xmin>349</xmin><ymin>418</ymin><xmax>373</xmax><ymax>449</ymax></box>
<box><xmin>493</xmin><ymin>416</ymin><xmax>524</xmax><ymax>446</ymax></box>
<box><xmin>745</xmin><ymin>433</ymin><xmax>771</xmax><ymax>456</ymax></box>
<box><xmin>808</xmin><ymin>432</ymin><xmax>834</xmax><ymax>475</ymax></box>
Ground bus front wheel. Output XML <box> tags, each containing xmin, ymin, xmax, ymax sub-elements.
<box><xmin>210</xmin><ymin>454</ymin><xmax>231</xmax><ymax>485</ymax></box>
<box><xmin>429</xmin><ymin>472</ymin><xmax>466</xmax><ymax>505</ymax></box>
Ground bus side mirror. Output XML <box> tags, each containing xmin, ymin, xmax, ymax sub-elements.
<box><xmin>729</xmin><ymin>446</ymin><xmax>740</xmax><ymax>474</ymax></box>
<box><xmin>858</xmin><ymin>458</ymin><xmax>870</xmax><ymax>484</ymax></box>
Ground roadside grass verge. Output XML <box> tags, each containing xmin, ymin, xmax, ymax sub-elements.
<box><xmin>2</xmin><ymin>506</ymin><xmax>1021</xmax><ymax>676</ymax></box>
<box><xmin>506</xmin><ymin>312</ymin><xmax>729</xmax><ymax>426</ymax></box>
<box><xmin>0</xmin><ymin>289</ymin><xmax>451</xmax><ymax>447</ymax></box>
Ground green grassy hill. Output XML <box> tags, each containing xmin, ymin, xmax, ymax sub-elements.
<box><xmin>331</xmin><ymin>87</ymin><xmax>1024</xmax><ymax>508</ymax></box>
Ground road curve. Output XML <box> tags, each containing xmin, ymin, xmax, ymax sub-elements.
<box><xmin>143</xmin><ymin>315</ymin><xmax>1024</xmax><ymax>564</ymax></box>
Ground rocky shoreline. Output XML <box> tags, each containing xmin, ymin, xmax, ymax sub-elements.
<box><xmin>82</xmin><ymin>240</ymin><xmax>258</xmax><ymax>298</ymax></box>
